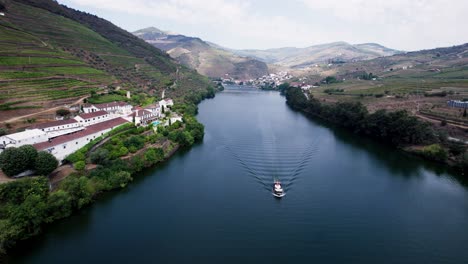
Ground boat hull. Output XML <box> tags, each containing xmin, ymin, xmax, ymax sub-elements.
<box><xmin>272</xmin><ymin>192</ymin><xmax>285</xmax><ymax>198</ymax></box>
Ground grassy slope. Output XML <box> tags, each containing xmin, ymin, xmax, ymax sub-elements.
<box><xmin>0</xmin><ymin>0</ymin><xmax>213</xmax><ymax>122</ymax></box>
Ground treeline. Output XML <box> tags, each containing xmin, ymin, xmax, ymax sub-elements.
<box><xmin>0</xmin><ymin>115</ymin><xmax>204</xmax><ymax>254</ymax></box>
<box><xmin>284</xmin><ymin>86</ymin><xmax>436</xmax><ymax>146</ymax></box>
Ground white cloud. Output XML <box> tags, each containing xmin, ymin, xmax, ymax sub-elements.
<box><xmin>300</xmin><ymin>0</ymin><xmax>468</xmax><ymax>50</ymax></box>
<box><xmin>65</xmin><ymin>0</ymin><xmax>468</xmax><ymax>50</ymax></box>
<box><xmin>66</xmin><ymin>0</ymin><xmax>334</xmax><ymax>49</ymax></box>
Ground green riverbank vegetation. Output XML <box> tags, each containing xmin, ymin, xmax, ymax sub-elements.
<box><xmin>0</xmin><ymin>105</ymin><xmax>204</xmax><ymax>254</ymax></box>
<box><xmin>283</xmin><ymin>85</ymin><xmax>468</xmax><ymax>169</ymax></box>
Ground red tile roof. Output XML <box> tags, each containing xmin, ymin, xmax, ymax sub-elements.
<box><xmin>29</xmin><ymin>119</ymin><xmax>78</xmax><ymax>129</ymax></box>
<box><xmin>34</xmin><ymin>117</ymin><xmax>129</xmax><ymax>150</ymax></box>
<box><xmin>78</xmin><ymin>110</ymin><xmax>108</xmax><ymax>120</ymax></box>
<box><xmin>136</xmin><ymin>109</ymin><xmax>152</xmax><ymax>117</ymax></box>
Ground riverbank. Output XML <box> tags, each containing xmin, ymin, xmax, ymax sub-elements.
<box><xmin>283</xmin><ymin>86</ymin><xmax>468</xmax><ymax>171</ymax></box>
<box><xmin>0</xmin><ymin>106</ymin><xmax>205</xmax><ymax>255</ymax></box>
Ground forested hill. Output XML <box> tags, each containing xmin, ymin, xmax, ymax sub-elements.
<box><xmin>0</xmin><ymin>0</ymin><xmax>214</xmax><ymax>123</ymax></box>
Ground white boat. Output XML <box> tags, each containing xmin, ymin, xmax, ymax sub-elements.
<box><xmin>272</xmin><ymin>180</ymin><xmax>285</xmax><ymax>198</ymax></box>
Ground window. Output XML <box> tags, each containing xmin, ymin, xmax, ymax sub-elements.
<box><xmin>63</xmin><ymin>145</ymin><xmax>66</xmax><ymax>149</ymax></box>
<box><xmin>76</xmin><ymin>142</ymin><xmax>78</xmax><ymax>144</ymax></box>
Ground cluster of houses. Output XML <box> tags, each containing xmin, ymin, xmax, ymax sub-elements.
<box><xmin>0</xmin><ymin>99</ymin><xmax>181</xmax><ymax>161</ymax></box>
<box><xmin>252</xmin><ymin>72</ymin><xmax>293</xmax><ymax>88</ymax></box>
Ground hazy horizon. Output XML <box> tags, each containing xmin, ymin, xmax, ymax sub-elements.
<box><xmin>55</xmin><ymin>0</ymin><xmax>468</xmax><ymax>51</ymax></box>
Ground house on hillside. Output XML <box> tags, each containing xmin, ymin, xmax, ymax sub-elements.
<box><xmin>133</xmin><ymin>109</ymin><xmax>158</xmax><ymax>126</ymax></box>
<box><xmin>0</xmin><ymin>129</ymin><xmax>48</xmax><ymax>149</ymax></box>
<box><xmin>75</xmin><ymin>110</ymin><xmax>111</xmax><ymax>126</ymax></box>
<box><xmin>144</xmin><ymin>104</ymin><xmax>162</xmax><ymax>117</ymax></box>
<box><xmin>83</xmin><ymin>101</ymin><xmax>132</xmax><ymax>115</ymax></box>
<box><xmin>33</xmin><ymin>118</ymin><xmax>129</xmax><ymax>161</ymax></box>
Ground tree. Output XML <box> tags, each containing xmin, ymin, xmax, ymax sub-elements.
<box><xmin>0</xmin><ymin>128</ymin><xmax>6</xmax><ymax>136</ymax></box>
<box><xmin>60</xmin><ymin>176</ymin><xmax>94</xmax><ymax>209</ymax></box>
<box><xmin>90</xmin><ymin>148</ymin><xmax>110</xmax><ymax>165</ymax></box>
<box><xmin>8</xmin><ymin>194</ymin><xmax>47</xmax><ymax>235</ymax></box>
<box><xmin>56</xmin><ymin>109</ymin><xmax>71</xmax><ymax>117</ymax></box>
<box><xmin>0</xmin><ymin>147</ymin><xmax>29</xmax><ymax>177</ymax></box>
<box><xmin>18</xmin><ymin>145</ymin><xmax>38</xmax><ymax>170</ymax></box>
<box><xmin>35</xmin><ymin>151</ymin><xmax>58</xmax><ymax>176</ymax></box>
<box><xmin>45</xmin><ymin>190</ymin><xmax>72</xmax><ymax>223</ymax></box>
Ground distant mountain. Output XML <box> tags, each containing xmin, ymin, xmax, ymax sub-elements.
<box><xmin>134</xmin><ymin>27</ymin><xmax>269</xmax><ymax>80</ymax></box>
<box><xmin>229</xmin><ymin>42</ymin><xmax>401</xmax><ymax>68</ymax></box>
<box><xmin>327</xmin><ymin>42</ymin><xmax>468</xmax><ymax>79</ymax></box>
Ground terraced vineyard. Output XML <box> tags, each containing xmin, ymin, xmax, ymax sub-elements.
<box><xmin>0</xmin><ymin>0</ymin><xmax>215</xmax><ymax>125</ymax></box>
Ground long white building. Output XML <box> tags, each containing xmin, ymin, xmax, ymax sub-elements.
<box><xmin>28</xmin><ymin>119</ymin><xmax>83</xmax><ymax>138</ymax></box>
<box><xmin>75</xmin><ymin>110</ymin><xmax>112</xmax><ymax>127</ymax></box>
<box><xmin>0</xmin><ymin>129</ymin><xmax>48</xmax><ymax>149</ymax></box>
<box><xmin>33</xmin><ymin>117</ymin><xmax>129</xmax><ymax>161</ymax></box>
<box><xmin>83</xmin><ymin>101</ymin><xmax>132</xmax><ymax>115</ymax></box>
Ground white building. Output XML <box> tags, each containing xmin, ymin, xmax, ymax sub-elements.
<box><xmin>34</xmin><ymin>117</ymin><xmax>129</xmax><ymax>161</ymax></box>
<box><xmin>28</xmin><ymin>119</ymin><xmax>83</xmax><ymax>138</ymax></box>
<box><xmin>0</xmin><ymin>129</ymin><xmax>48</xmax><ymax>149</ymax></box>
<box><xmin>83</xmin><ymin>101</ymin><xmax>132</xmax><ymax>115</ymax></box>
<box><xmin>144</xmin><ymin>104</ymin><xmax>162</xmax><ymax>117</ymax></box>
<box><xmin>133</xmin><ymin>109</ymin><xmax>158</xmax><ymax>126</ymax></box>
<box><xmin>159</xmin><ymin>99</ymin><xmax>174</xmax><ymax>109</ymax></box>
<box><xmin>75</xmin><ymin>110</ymin><xmax>111</xmax><ymax>126</ymax></box>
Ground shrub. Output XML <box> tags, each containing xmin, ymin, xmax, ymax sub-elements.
<box><xmin>421</xmin><ymin>144</ymin><xmax>448</xmax><ymax>161</ymax></box>
<box><xmin>56</xmin><ymin>109</ymin><xmax>71</xmax><ymax>117</ymax></box>
<box><xmin>74</xmin><ymin>161</ymin><xmax>86</xmax><ymax>171</ymax></box>
<box><xmin>90</xmin><ymin>148</ymin><xmax>110</xmax><ymax>165</ymax></box>
<box><xmin>45</xmin><ymin>190</ymin><xmax>73</xmax><ymax>223</ymax></box>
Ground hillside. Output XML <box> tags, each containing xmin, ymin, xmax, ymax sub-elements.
<box><xmin>297</xmin><ymin>42</ymin><xmax>468</xmax><ymax>140</ymax></box>
<box><xmin>230</xmin><ymin>42</ymin><xmax>400</xmax><ymax>68</ymax></box>
<box><xmin>0</xmin><ymin>0</ymin><xmax>214</xmax><ymax>125</ymax></box>
<box><xmin>134</xmin><ymin>27</ymin><xmax>269</xmax><ymax>80</ymax></box>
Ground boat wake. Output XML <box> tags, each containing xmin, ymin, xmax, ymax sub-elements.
<box><xmin>219</xmin><ymin>136</ymin><xmax>319</xmax><ymax>195</ymax></box>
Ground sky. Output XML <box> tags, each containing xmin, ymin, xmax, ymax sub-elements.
<box><xmin>58</xmin><ymin>0</ymin><xmax>468</xmax><ymax>51</ymax></box>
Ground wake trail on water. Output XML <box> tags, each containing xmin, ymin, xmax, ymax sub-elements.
<box><xmin>217</xmin><ymin>136</ymin><xmax>320</xmax><ymax>194</ymax></box>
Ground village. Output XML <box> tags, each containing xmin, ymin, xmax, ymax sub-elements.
<box><xmin>0</xmin><ymin>98</ymin><xmax>182</xmax><ymax>162</ymax></box>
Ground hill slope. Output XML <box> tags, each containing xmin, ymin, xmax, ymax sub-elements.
<box><xmin>230</xmin><ymin>42</ymin><xmax>400</xmax><ymax>68</ymax></box>
<box><xmin>134</xmin><ymin>27</ymin><xmax>269</xmax><ymax>80</ymax></box>
<box><xmin>0</xmin><ymin>0</ymin><xmax>213</xmax><ymax>123</ymax></box>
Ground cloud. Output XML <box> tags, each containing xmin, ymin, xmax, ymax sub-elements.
<box><xmin>65</xmin><ymin>0</ymin><xmax>332</xmax><ymax>49</ymax></box>
<box><xmin>65</xmin><ymin>0</ymin><xmax>468</xmax><ymax>50</ymax></box>
<box><xmin>299</xmin><ymin>0</ymin><xmax>468</xmax><ymax>50</ymax></box>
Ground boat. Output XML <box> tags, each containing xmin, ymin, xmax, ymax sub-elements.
<box><xmin>272</xmin><ymin>180</ymin><xmax>285</xmax><ymax>198</ymax></box>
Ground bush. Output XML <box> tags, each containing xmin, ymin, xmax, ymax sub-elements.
<box><xmin>144</xmin><ymin>147</ymin><xmax>164</xmax><ymax>165</ymax></box>
<box><xmin>421</xmin><ymin>144</ymin><xmax>448</xmax><ymax>161</ymax></box>
<box><xmin>74</xmin><ymin>161</ymin><xmax>86</xmax><ymax>171</ymax></box>
<box><xmin>45</xmin><ymin>190</ymin><xmax>72</xmax><ymax>223</ymax></box>
<box><xmin>90</xmin><ymin>148</ymin><xmax>110</xmax><ymax>165</ymax></box>
<box><xmin>60</xmin><ymin>176</ymin><xmax>94</xmax><ymax>209</ymax></box>
<box><xmin>56</xmin><ymin>109</ymin><xmax>71</xmax><ymax>117</ymax></box>
<box><xmin>35</xmin><ymin>151</ymin><xmax>58</xmax><ymax>176</ymax></box>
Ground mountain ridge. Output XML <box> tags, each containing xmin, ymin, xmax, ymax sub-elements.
<box><xmin>134</xmin><ymin>27</ymin><xmax>269</xmax><ymax>80</ymax></box>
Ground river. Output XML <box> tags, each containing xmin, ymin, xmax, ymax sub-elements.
<box><xmin>7</xmin><ymin>85</ymin><xmax>468</xmax><ymax>263</ymax></box>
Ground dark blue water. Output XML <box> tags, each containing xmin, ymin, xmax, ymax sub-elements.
<box><xmin>8</xmin><ymin>85</ymin><xmax>468</xmax><ymax>263</ymax></box>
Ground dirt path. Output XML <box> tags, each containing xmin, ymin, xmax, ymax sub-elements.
<box><xmin>1</xmin><ymin>96</ymin><xmax>87</xmax><ymax>124</ymax></box>
<box><xmin>416</xmin><ymin>113</ymin><xmax>468</xmax><ymax>129</ymax></box>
